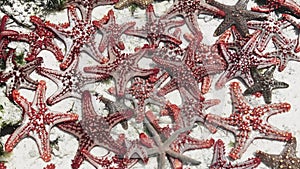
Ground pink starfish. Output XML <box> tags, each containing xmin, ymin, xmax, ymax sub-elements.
<box><xmin>93</xmin><ymin>9</ymin><xmax>135</xmax><ymax>55</ymax></box>
<box><xmin>215</xmin><ymin>29</ymin><xmax>278</xmax><ymax>89</ymax></box>
<box><xmin>247</xmin><ymin>14</ymin><xmax>291</xmax><ymax>52</ymax></box>
<box><xmin>210</xmin><ymin>139</ymin><xmax>261</xmax><ymax>169</ymax></box>
<box><xmin>161</xmin><ymin>0</ymin><xmax>225</xmax><ymax>34</ymax></box>
<box><xmin>205</xmin><ymin>82</ymin><xmax>292</xmax><ymax>160</ymax></box>
<box><xmin>45</xmin><ymin>5</ymin><xmax>103</xmax><ymax>70</ymax></box>
<box><xmin>36</xmin><ymin>53</ymin><xmax>108</xmax><ymax>105</ymax></box>
<box><xmin>16</xmin><ymin>16</ymin><xmax>64</xmax><ymax>62</ymax></box>
<box><xmin>0</xmin><ymin>49</ymin><xmax>43</xmax><ymax>100</ymax></box>
<box><xmin>125</xmin><ymin>4</ymin><xmax>185</xmax><ymax>47</ymax></box>
<box><xmin>84</xmin><ymin>48</ymin><xmax>159</xmax><ymax>97</ymax></box>
<box><xmin>5</xmin><ymin>80</ymin><xmax>79</xmax><ymax>162</ymax></box>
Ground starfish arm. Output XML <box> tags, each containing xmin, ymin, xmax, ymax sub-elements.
<box><xmin>45</xmin><ymin>112</ymin><xmax>78</xmax><ymax>126</ymax></box>
<box><xmin>125</xmin><ymin>28</ymin><xmax>148</xmax><ymax>39</ymax></box>
<box><xmin>44</xmin><ymin>40</ymin><xmax>64</xmax><ymax>62</ymax></box>
<box><xmin>81</xmin><ymin>91</ymin><xmax>98</xmax><ymax>118</ymax></box>
<box><xmin>210</xmin><ymin>139</ymin><xmax>226</xmax><ymax>166</ymax></box>
<box><xmin>36</xmin><ymin>67</ymin><xmax>67</xmax><ymax>85</ymax></box>
<box><xmin>12</xmin><ymin>90</ymin><xmax>32</xmax><ymax>114</ymax></box>
<box><xmin>273</xmin><ymin>80</ymin><xmax>289</xmax><ymax>90</ymax></box>
<box><xmin>5</xmin><ymin>122</ymin><xmax>32</xmax><ymax>152</ymax></box>
<box><xmin>281</xmin><ymin>137</ymin><xmax>297</xmax><ymax>157</ymax></box>
<box><xmin>213</xmin><ymin>18</ymin><xmax>233</xmax><ymax>37</ymax></box>
<box><xmin>243</xmin><ymin>84</ymin><xmax>262</xmax><ymax>95</ymax></box>
<box><xmin>229</xmin><ymin>130</ymin><xmax>251</xmax><ymax>159</ymax></box>
<box><xmin>105</xmin><ymin>110</ymin><xmax>134</xmax><ymax>130</ymax></box>
<box><xmin>234</xmin><ymin>18</ymin><xmax>250</xmax><ymax>37</ymax></box>
<box><xmin>158</xmin><ymin>79</ymin><xmax>177</xmax><ymax>96</ymax></box>
<box><xmin>255</xmin><ymin>151</ymin><xmax>281</xmax><ymax>168</ymax></box>
<box><xmin>215</xmin><ymin>66</ymin><xmax>237</xmax><ymax>89</ymax></box>
<box><xmin>167</xmin><ymin>149</ymin><xmax>201</xmax><ymax>165</ymax></box>
<box><xmin>34</xmin><ymin>128</ymin><xmax>52</xmax><ymax>162</ymax></box>
<box><xmin>244</xmin><ymin>10</ymin><xmax>268</xmax><ymax>20</ymax></box>
<box><xmin>231</xmin><ymin>157</ymin><xmax>260</xmax><ymax>168</ymax></box>
<box><xmin>204</xmin><ymin>114</ymin><xmax>239</xmax><ymax>135</ymax></box>
<box><xmin>206</xmin><ymin>0</ymin><xmax>227</xmax><ymax>11</ymax></box>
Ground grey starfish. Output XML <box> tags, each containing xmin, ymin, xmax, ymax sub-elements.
<box><xmin>243</xmin><ymin>65</ymin><xmax>289</xmax><ymax>104</ymax></box>
<box><xmin>207</xmin><ymin>0</ymin><xmax>267</xmax><ymax>37</ymax></box>
<box><xmin>256</xmin><ymin>137</ymin><xmax>300</xmax><ymax>169</ymax></box>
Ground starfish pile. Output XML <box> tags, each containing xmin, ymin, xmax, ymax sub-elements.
<box><xmin>0</xmin><ymin>0</ymin><xmax>300</xmax><ymax>168</ymax></box>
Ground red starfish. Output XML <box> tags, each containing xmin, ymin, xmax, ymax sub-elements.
<box><xmin>36</xmin><ymin>53</ymin><xmax>108</xmax><ymax>105</ymax></box>
<box><xmin>215</xmin><ymin>29</ymin><xmax>278</xmax><ymax>89</ymax></box>
<box><xmin>125</xmin><ymin>4</ymin><xmax>185</xmax><ymax>47</ymax></box>
<box><xmin>205</xmin><ymin>82</ymin><xmax>292</xmax><ymax>160</ymax></box>
<box><xmin>45</xmin><ymin>5</ymin><xmax>103</xmax><ymax>70</ymax></box>
<box><xmin>265</xmin><ymin>36</ymin><xmax>300</xmax><ymax>72</ymax></box>
<box><xmin>16</xmin><ymin>16</ymin><xmax>64</xmax><ymax>62</ymax></box>
<box><xmin>93</xmin><ymin>9</ymin><xmax>135</xmax><ymax>55</ymax></box>
<box><xmin>161</xmin><ymin>0</ymin><xmax>225</xmax><ymax>34</ymax></box>
<box><xmin>247</xmin><ymin>14</ymin><xmax>291</xmax><ymax>52</ymax></box>
<box><xmin>251</xmin><ymin>0</ymin><xmax>300</xmax><ymax>17</ymax></box>
<box><xmin>210</xmin><ymin>139</ymin><xmax>261</xmax><ymax>169</ymax></box>
<box><xmin>0</xmin><ymin>49</ymin><xmax>43</xmax><ymax>100</ymax></box>
<box><xmin>282</xmin><ymin>14</ymin><xmax>300</xmax><ymax>52</ymax></box>
<box><xmin>5</xmin><ymin>80</ymin><xmax>79</xmax><ymax>162</ymax></box>
<box><xmin>43</xmin><ymin>163</ymin><xmax>55</xmax><ymax>169</ymax></box>
<box><xmin>57</xmin><ymin>121</ymin><xmax>95</xmax><ymax>169</ymax></box>
<box><xmin>84</xmin><ymin>48</ymin><xmax>159</xmax><ymax>97</ymax></box>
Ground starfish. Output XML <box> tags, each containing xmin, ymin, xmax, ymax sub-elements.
<box><xmin>255</xmin><ymin>137</ymin><xmax>300</xmax><ymax>169</ymax></box>
<box><xmin>247</xmin><ymin>14</ymin><xmax>291</xmax><ymax>52</ymax></box>
<box><xmin>129</xmin><ymin>115</ymin><xmax>201</xmax><ymax>169</ymax></box>
<box><xmin>84</xmin><ymin>48</ymin><xmax>159</xmax><ymax>97</ymax></box>
<box><xmin>210</xmin><ymin>139</ymin><xmax>261</xmax><ymax>169</ymax></box>
<box><xmin>0</xmin><ymin>49</ymin><xmax>43</xmax><ymax>100</ymax></box>
<box><xmin>244</xmin><ymin>66</ymin><xmax>289</xmax><ymax>104</ymax></box>
<box><xmin>114</xmin><ymin>0</ymin><xmax>153</xmax><ymax>9</ymax></box>
<box><xmin>16</xmin><ymin>16</ymin><xmax>64</xmax><ymax>62</ymax></box>
<box><xmin>5</xmin><ymin>80</ymin><xmax>79</xmax><ymax>162</ymax></box>
<box><xmin>215</xmin><ymin>29</ymin><xmax>278</xmax><ymax>89</ymax></box>
<box><xmin>80</xmin><ymin>90</ymin><xmax>134</xmax><ymax>155</ymax></box>
<box><xmin>205</xmin><ymin>82</ymin><xmax>292</xmax><ymax>160</ymax></box>
<box><xmin>161</xmin><ymin>0</ymin><xmax>225</xmax><ymax>34</ymax></box>
<box><xmin>125</xmin><ymin>4</ymin><xmax>184</xmax><ymax>47</ymax></box>
<box><xmin>45</xmin><ymin>5</ymin><xmax>103</xmax><ymax>70</ymax></box>
<box><xmin>266</xmin><ymin>36</ymin><xmax>300</xmax><ymax>71</ymax></box>
<box><xmin>207</xmin><ymin>0</ymin><xmax>267</xmax><ymax>37</ymax></box>
<box><xmin>144</xmin><ymin>110</ymin><xmax>215</xmax><ymax>169</ymax></box>
<box><xmin>0</xmin><ymin>15</ymin><xmax>18</xmax><ymax>60</ymax></box>
<box><xmin>251</xmin><ymin>0</ymin><xmax>300</xmax><ymax>17</ymax></box>
<box><xmin>93</xmin><ymin>9</ymin><xmax>135</xmax><ymax>55</ymax></box>
<box><xmin>36</xmin><ymin>53</ymin><xmax>108</xmax><ymax>105</ymax></box>
<box><xmin>43</xmin><ymin>163</ymin><xmax>55</xmax><ymax>169</ymax></box>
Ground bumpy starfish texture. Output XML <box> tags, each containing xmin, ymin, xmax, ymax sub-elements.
<box><xmin>256</xmin><ymin>137</ymin><xmax>300</xmax><ymax>169</ymax></box>
<box><xmin>205</xmin><ymin>82</ymin><xmax>292</xmax><ymax>160</ymax></box>
<box><xmin>247</xmin><ymin>15</ymin><xmax>291</xmax><ymax>52</ymax></box>
<box><xmin>36</xmin><ymin>54</ymin><xmax>108</xmax><ymax>105</ymax></box>
<box><xmin>5</xmin><ymin>80</ymin><xmax>78</xmax><ymax>162</ymax></box>
<box><xmin>16</xmin><ymin>16</ymin><xmax>64</xmax><ymax>62</ymax></box>
<box><xmin>114</xmin><ymin>0</ymin><xmax>153</xmax><ymax>9</ymax></box>
<box><xmin>93</xmin><ymin>9</ymin><xmax>135</xmax><ymax>55</ymax></box>
<box><xmin>0</xmin><ymin>50</ymin><xmax>43</xmax><ymax>100</ymax></box>
<box><xmin>216</xmin><ymin>29</ymin><xmax>278</xmax><ymax>89</ymax></box>
<box><xmin>252</xmin><ymin>0</ymin><xmax>300</xmax><ymax>17</ymax></box>
<box><xmin>162</xmin><ymin>0</ymin><xmax>225</xmax><ymax>34</ymax></box>
<box><xmin>244</xmin><ymin>66</ymin><xmax>289</xmax><ymax>104</ymax></box>
<box><xmin>84</xmin><ymin>48</ymin><xmax>159</xmax><ymax>97</ymax></box>
<box><xmin>210</xmin><ymin>139</ymin><xmax>261</xmax><ymax>169</ymax></box>
<box><xmin>207</xmin><ymin>0</ymin><xmax>267</xmax><ymax>37</ymax></box>
<box><xmin>57</xmin><ymin>121</ymin><xmax>95</xmax><ymax>169</ymax></box>
<box><xmin>267</xmin><ymin>36</ymin><xmax>300</xmax><ymax>72</ymax></box>
<box><xmin>121</xmin><ymin>73</ymin><xmax>168</xmax><ymax>122</ymax></box>
<box><xmin>125</xmin><ymin>4</ymin><xmax>184</xmax><ymax>47</ymax></box>
<box><xmin>80</xmin><ymin>90</ymin><xmax>133</xmax><ymax>155</ymax></box>
<box><xmin>45</xmin><ymin>5</ymin><xmax>102</xmax><ymax>70</ymax></box>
